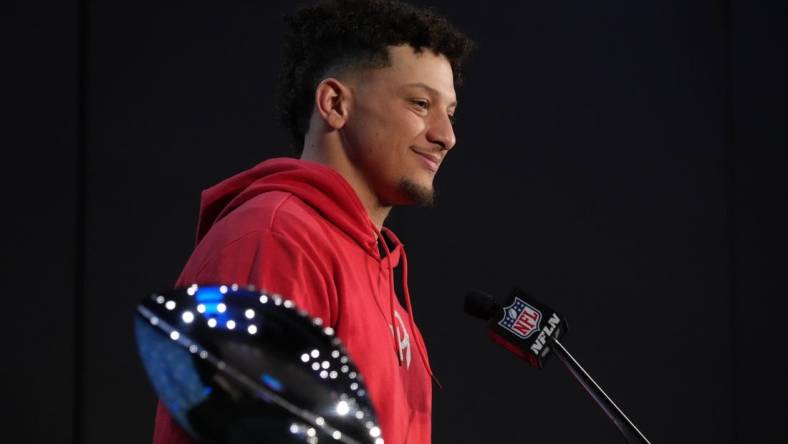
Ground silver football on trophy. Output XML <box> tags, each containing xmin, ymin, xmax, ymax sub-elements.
<box><xmin>134</xmin><ymin>284</ymin><xmax>383</xmax><ymax>444</ymax></box>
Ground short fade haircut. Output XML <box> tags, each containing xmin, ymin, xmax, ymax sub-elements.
<box><xmin>278</xmin><ymin>0</ymin><xmax>476</xmax><ymax>153</ymax></box>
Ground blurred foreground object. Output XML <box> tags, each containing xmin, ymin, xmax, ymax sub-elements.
<box><xmin>135</xmin><ymin>284</ymin><xmax>384</xmax><ymax>444</ymax></box>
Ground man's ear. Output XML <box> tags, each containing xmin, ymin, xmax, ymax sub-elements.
<box><xmin>314</xmin><ymin>78</ymin><xmax>351</xmax><ymax>130</ymax></box>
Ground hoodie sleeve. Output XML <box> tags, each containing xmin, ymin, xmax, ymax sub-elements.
<box><xmin>187</xmin><ymin>229</ymin><xmax>338</xmax><ymax>325</ymax></box>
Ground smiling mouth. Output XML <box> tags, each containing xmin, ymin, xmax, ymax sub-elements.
<box><xmin>412</xmin><ymin>150</ymin><xmax>441</xmax><ymax>172</ymax></box>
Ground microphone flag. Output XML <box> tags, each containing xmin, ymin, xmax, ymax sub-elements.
<box><xmin>488</xmin><ymin>288</ymin><xmax>569</xmax><ymax>369</ymax></box>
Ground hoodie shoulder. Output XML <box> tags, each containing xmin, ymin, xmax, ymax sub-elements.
<box><xmin>177</xmin><ymin>190</ymin><xmax>339</xmax><ymax>327</ymax></box>
<box><xmin>181</xmin><ymin>189</ymin><xmax>334</xmax><ymax>284</ymax></box>
<box><xmin>199</xmin><ymin>188</ymin><xmax>343</xmax><ymax>254</ymax></box>
<box><xmin>195</xmin><ymin>158</ymin><xmax>377</xmax><ymax>253</ymax></box>
<box><xmin>201</xmin><ymin>190</ymin><xmax>292</xmax><ymax>244</ymax></box>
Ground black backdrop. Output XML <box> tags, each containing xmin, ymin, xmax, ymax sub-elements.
<box><xmin>5</xmin><ymin>1</ymin><xmax>787</xmax><ymax>443</ymax></box>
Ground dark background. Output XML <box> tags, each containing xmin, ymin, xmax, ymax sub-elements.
<box><xmin>5</xmin><ymin>0</ymin><xmax>786</xmax><ymax>443</ymax></box>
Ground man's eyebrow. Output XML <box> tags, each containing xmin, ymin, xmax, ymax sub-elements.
<box><xmin>402</xmin><ymin>82</ymin><xmax>457</xmax><ymax>108</ymax></box>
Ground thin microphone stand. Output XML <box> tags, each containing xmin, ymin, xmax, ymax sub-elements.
<box><xmin>548</xmin><ymin>337</ymin><xmax>652</xmax><ymax>444</ymax></box>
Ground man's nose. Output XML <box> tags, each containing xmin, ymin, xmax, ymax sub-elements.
<box><xmin>426</xmin><ymin>112</ymin><xmax>456</xmax><ymax>151</ymax></box>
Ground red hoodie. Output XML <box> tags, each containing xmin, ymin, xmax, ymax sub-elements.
<box><xmin>152</xmin><ymin>158</ymin><xmax>434</xmax><ymax>444</ymax></box>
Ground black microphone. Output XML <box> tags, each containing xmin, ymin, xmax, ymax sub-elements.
<box><xmin>464</xmin><ymin>288</ymin><xmax>568</xmax><ymax>369</ymax></box>
<box><xmin>464</xmin><ymin>288</ymin><xmax>651</xmax><ymax>444</ymax></box>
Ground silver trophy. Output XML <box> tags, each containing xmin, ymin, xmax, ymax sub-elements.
<box><xmin>135</xmin><ymin>284</ymin><xmax>383</xmax><ymax>444</ymax></box>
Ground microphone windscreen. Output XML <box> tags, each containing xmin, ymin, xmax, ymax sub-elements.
<box><xmin>464</xmin><ymin>290</ymin><xmax>501</xmax><ymax>320</ymax></box>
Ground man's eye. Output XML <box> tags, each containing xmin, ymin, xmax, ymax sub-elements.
<box><xmin>449</xmin><ymin>114</ymin><xmax>456</xmax><ymax>125</ymax></box>
<box><xmin>412</xmin><ymin>99</ymin><xmax>429</xmax><ymax>109</ymax></box>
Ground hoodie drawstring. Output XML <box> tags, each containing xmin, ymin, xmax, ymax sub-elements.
<box><xmin>399</xmin><ymin>245</ymin><xmax>441</xmax><ymax>388</ymax></box>
<box><xmin>373</xmin><ymin>225</ymin><xmax>441</xmax><ymax>388</ymax></box>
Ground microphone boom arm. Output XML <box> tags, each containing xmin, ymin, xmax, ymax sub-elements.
<box><xmin>549</xmin><ymin>337</ymin><xmax>651</xmax><ymax>444</ymax></box>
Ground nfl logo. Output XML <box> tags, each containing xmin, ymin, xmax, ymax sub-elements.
<box><xmin>498</xmin><ymin>297</ymin><xmax>542</xmax><ymax>339</ymax></box>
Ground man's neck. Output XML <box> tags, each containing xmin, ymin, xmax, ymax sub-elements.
<box><xmin>300</xmin><ymin>141</ymin><xmax>391</xmax><ymax>231</ymax></box>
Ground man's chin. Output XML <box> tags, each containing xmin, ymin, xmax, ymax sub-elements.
<box><xmin>398</xmin><ymin>179</ymin><xmax>435</xmax><ymax>207</ymax></box>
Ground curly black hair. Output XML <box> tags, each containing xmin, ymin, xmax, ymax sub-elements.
<box><xmin>278</xmin><ymin>0</ymin><xmax>476</xmax><ymax>152</ymax></box>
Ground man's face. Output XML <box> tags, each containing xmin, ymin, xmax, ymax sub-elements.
<box><xmin>342</xmin><ymin>45</ymin><xmax>457</xmax><ymax>206</ymax></box>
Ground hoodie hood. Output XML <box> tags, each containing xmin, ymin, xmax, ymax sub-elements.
<box><xmin>195</xmin><ymin>158</ymin><xmax>380</xmax><ymax>255</ymax></box>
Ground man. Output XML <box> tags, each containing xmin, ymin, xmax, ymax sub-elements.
<box><xmin>152</xmin><ymin>1</ymin><xmax>474</xmax><ymax>442</ymax></box>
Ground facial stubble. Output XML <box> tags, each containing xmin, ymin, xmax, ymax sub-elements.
<box><xmin>398</xmin><ymin>178</ymin><xmax>436</xmax><ymax>207</ymax></box>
